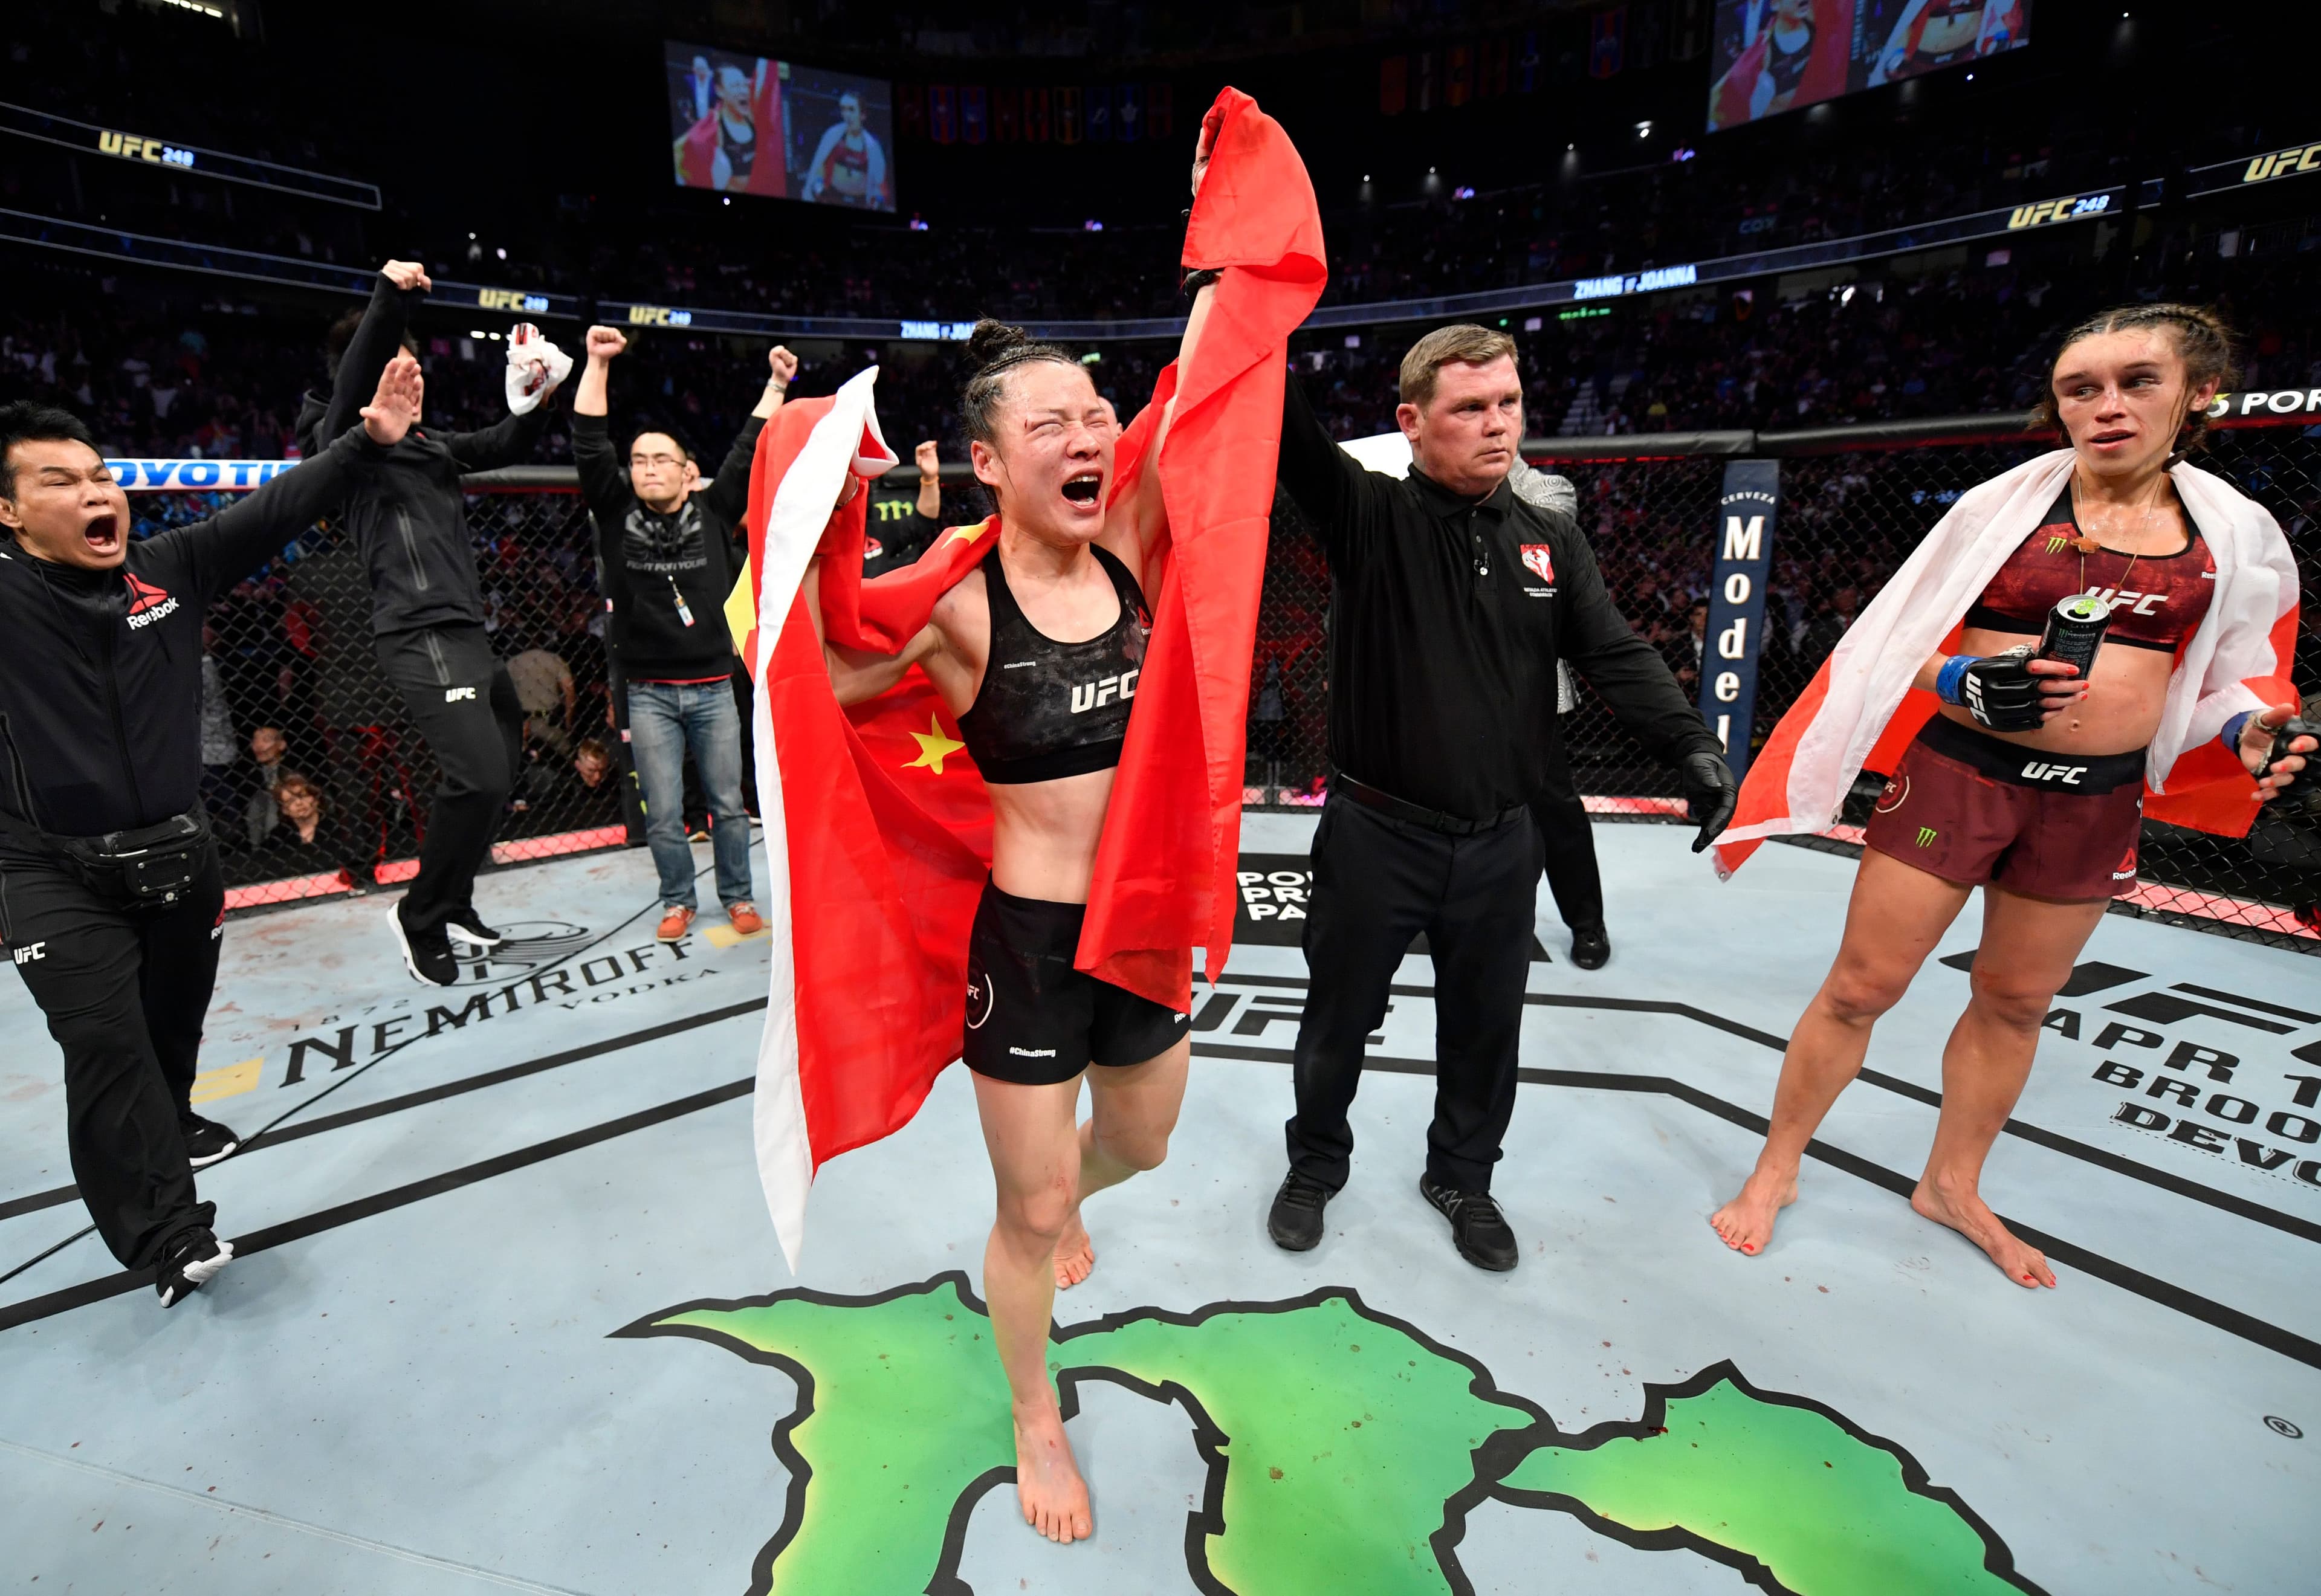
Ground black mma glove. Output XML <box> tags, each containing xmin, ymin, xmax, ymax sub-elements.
<box><xmin>1680</xmin><ymin>750</ymin><xmax>1740</xmax><ymax>853</ymax></box>
<box><xmin>1936</xmin><ymin>645</ymin><xmax>2046</xmax><ymax>733</ymax></box>
<box><xmin>2261</xmin><ymin>715</ymin><xmax>2318</xmax><ymax>812</ymax></box>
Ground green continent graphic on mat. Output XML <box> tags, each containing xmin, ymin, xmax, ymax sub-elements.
<box><xmin>617</xmin><ymin>1273</ymin><xmax>2043</xmax><ymax>1596</ymax></box>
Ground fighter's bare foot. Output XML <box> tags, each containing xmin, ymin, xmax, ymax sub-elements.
<box><xmin>1912</xmin><ymin>1175</ymin><xmax>2056</xmax><ymax>1288</ymax></box>
<box><xmin>1012</xmin><ymin>1408</ymin><xmax>1093</xmax><ymax>1544</ymax></box>
<box><xmin>1709</xmin><ymin>1168</ymin><xmax>1797</xmax><ymax>1256</ymax></box>
<box><xmin>1053</xmin><ymin>1213</ymin><xmax>1095</xmax><ymax>1290</ymax></box>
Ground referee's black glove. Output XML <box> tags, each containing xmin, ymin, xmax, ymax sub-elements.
<box><xmin>1681</xmin><ymin>751</ymin><xmax>1740</xmax><ymax>853</ymax></box>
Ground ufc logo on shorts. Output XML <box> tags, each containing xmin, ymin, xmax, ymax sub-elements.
<box><xmin>11</xmin><ymin>942</ymin><xmax>47</xmax><ymax>964</ymax></box>
<box><xmin>444</xmin><ymin>686</ymin><xmax>477</xmax><ymax>703</ymax></box>
<box><xmin>2021</xmin><ymin>761</ymin><xmax>2087</xmax><ymax>785</ymax></box>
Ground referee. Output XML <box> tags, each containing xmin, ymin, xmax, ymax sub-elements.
<box><xmin>0</xmin><ymin>359</ymin><xmax>419</xmax><ymax>1308</ymax></box>
<box><xmin>1266</xmin><ymin>325</ymin><xmax>1735</xmax><ymax>1271</ymax></box>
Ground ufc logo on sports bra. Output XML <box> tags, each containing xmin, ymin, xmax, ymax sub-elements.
<box><xmin>2083</xmin><ymin>586</ymin><xmax>2167</xmax><ymax>616</ymax></box>
<box><xmin>1070</xmin><ymin>670</ymin><xmax>1139</xmax><ymax>714</ymax></box>
<box><xmin>2021</xmin><ymin>761</ymin><xmax>2088</xmax><ymax>784</ymax></box>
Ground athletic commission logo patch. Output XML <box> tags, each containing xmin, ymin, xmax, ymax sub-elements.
<box><xmin>1519</xmin><ymin>544</ymin><xmax>1556</xmax><ymax>584</ymax></box>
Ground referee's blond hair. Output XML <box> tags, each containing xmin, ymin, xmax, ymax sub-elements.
<box><xmin>1399</xmin><ymin>325</ymin><xmax>1519</xmax><ymax>409</ymax></box>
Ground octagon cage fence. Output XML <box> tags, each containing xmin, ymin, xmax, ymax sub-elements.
<box><xmin>151</xmin><ymin>409</ymin><xmax>2317</xmax><ymax>950</ymax></box>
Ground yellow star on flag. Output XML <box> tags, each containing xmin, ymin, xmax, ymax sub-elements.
<box><xmin>904</xmin><ymin>714</ymin><xmax>966</xmax><ymax>775</ymax></box>
<box><xmin>945</xmin><ymin>517</ymin><xmax>995</xmax><ymax>546</ymax></box>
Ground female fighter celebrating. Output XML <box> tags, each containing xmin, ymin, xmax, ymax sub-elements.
<box><xmin>795</xmin><ymin>105</ymin><xmax>1287</xmax><ymax>1545</ymax></box>
<box><xmin>1709</xmin><ymin>303</ymin><xmax>2311</xmax><ymax>1286</ymax></box>
<box><xmin>812</xmin><ymin>321</ymin><xmax>1188</xmax><ymax>1543</ymax></box>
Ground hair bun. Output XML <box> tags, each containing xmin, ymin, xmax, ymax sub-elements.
<box><xmin>965</xmin><ymin>319</ymin><xmax>1033</xmax><ymax>370</ymax></box>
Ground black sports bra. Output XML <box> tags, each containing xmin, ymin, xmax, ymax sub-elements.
<box><xmin>956</xmin><ymin>542</ymin><xmax>1151</xmax><ymax>786</ymax></box>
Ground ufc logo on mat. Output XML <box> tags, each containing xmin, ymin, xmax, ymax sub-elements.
<box><xmin>444</xmin><ymin>686</ymin><xmax>477</xmax><ymax>702</ymax></box>
<box><xmin>2021</xmin><ymin>761</ymin><xmax>2087</xmax><ymax>784</ymax></box>
<box><xmin>11</xmin><ymin>942</ymin><xmax>47</xmax><ymax>964</ymax></box>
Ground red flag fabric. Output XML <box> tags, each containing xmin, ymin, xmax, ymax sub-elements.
<box><xmin>743</xmin><ymin>88</ymin><xmax>1323</xmax><ymax>1268</ymax></box>
<box><xmin>1078</xmin><ymin>85</ymin><xmax>1327</xmax><ymax>1006</ymax></box>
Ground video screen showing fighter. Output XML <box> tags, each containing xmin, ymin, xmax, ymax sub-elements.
<box><xmin>1705</xmin><ymin>0</ymin><xmax>1856</xmax><ymax>131</ymax></box>
<box><xmin>787</xmin><ymin>68</ymin><xmax>896</xmax><ymax>212</ymax></box>
<box><xmin>666</xmin><ymin>43</ymin><xmax>786</xmax><ymax>198</ymax></box>
<box><xmin>1863</xmin><ymin>0</ymin><xmax>2030</xmax><ymax>86</ymax></box>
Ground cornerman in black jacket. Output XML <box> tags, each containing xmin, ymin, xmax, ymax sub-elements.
<box><xmin>571</xmin><ymin>325</ymin><xmax>791</xmax><ymax>942</ymax></box>
<box><xmin>0</xmin><ymin>358</ymin><xmax>421</xmax><ymax>1307</ymax></box>
<box><xmin>1264</xmin><ymin>325</ymin><xmax>1738</xmax><ymax>1271</ymax></box>
<box><xmin>294</xmin><ymin>261</ymin><xmax>569</xmax><ymax>986</ymax></box>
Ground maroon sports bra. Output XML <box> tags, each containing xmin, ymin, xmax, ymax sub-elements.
<box><xmin>1963</xmin><ymin>486</ymin><xmax>2215</xmax><ymax>653</ymax></box>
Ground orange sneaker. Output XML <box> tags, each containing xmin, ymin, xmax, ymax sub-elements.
<box><xmin>655</xmin><ymin>906</ymin><xmax>696</xmax><ymax>943</ymax></box>
<box><xmin>726</xmin><ymin>902</ymin><xmax>766</xmax><ymax>936</ymax></box>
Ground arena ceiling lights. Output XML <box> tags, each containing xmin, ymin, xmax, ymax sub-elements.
<box><xmin>0</xmin><ymin>100</ymin><xmax>381</xmax><ymax>210</ymax></box>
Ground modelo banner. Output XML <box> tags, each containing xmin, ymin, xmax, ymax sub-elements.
<box><xmin>1695</xmin><ymin>459</ymin><xmax>1781</xmax><ymax>780</ymax></box>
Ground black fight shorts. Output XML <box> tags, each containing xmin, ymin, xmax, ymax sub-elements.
<box><xmin>962</xmin><ymin>881</ymin><xmax>1187</xmax><ymax>1086</ymax></box>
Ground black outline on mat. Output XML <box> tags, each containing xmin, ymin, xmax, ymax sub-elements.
<box><xmin>617</xmin><ymin>1270</ymin><xmax>1572</xmax><ymax>1596</ymax></box>
<box><xmin>616</xmin><ymin>1272</ymin><xmax>2044</xmax><ymax>1596</ymax></box>
<box><xmin>0</xmin><ymin>998</ymin><xmax>769</xmax><ymax>1225</ymax></box>
<box><xmin>1209</xmin><ymin>971</ymin><xmax>2321</xmax><ymax>1249</ymax></box>
<box><xmin>6</xmin><ymin>983</ymin><xmax>2316</xmax><ymax>1366</ymax></box>
<box><xmin>0</xmin><ymin>1076</ymin><xmax>752</xmax><ymax>1333</ymax></box>
<box><xmin>1489</xmin><ymin>1360</ymin><xmax>2050</xmax><ymax>1595</ymax></box>
<box><xmin>1191</xmin><ymin>1035</ymin><xmax>2321</xmax><ymax>1371</ymax></box>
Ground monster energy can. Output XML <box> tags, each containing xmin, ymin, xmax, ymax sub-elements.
<box><xmin>2039</xmin><ymin>593</ymin><xmax>2111</xmax><ymax>680</ymax></box>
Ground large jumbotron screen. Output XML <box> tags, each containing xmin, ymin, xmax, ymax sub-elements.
<box><xmin>1706</xmin><ymin>0</ymin><xmax>2031</xmax><ymax>132</ymax></box>
<box><xmin>665</xmin><ymin>40</ymin><xmax>896</xmax><ymax>212</ymax></box>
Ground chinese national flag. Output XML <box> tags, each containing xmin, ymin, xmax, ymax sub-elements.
<box><xmin>742</xmin><ymin>88</ymin><xmax>1325</xmax><ymax>1270</ymax></box>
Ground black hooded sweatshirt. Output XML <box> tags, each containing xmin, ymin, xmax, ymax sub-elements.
<box><xmin>571</xmin><ymin>411</ymin><xmax>762</xmax><ymax>680</ymax></box>
<box><xmin>293</xmin><ymin>273</ymin><xmax>554</xmax><ymax>636</ymax></box>
<box><xmin>0</xmin><ymin>424</ymin><xmax>389</xmax><ymax>844</ymax></box>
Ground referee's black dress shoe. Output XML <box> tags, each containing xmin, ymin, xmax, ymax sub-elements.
<box><xmin>1267</xmin><ymin>1171</ymin><xmax>1334</xmax><ymax>1251</ymax></box>
<box><xmin>1568</xmin><ymin>925</ymin><xmax>1610</xmax><ymax>970</ymax></box>
<box><xmin>1420</xmin><ymin>1173</ymin><xmax>1520</xmax><ymax>1271</ymax></box>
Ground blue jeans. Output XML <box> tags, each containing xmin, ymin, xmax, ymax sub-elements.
<box><xmin>627</xmin><ymin>679</ymin><xmax>754</xmax><ymax>911</ymax></box>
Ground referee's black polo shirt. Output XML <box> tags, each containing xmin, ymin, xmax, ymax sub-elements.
<box><xmin>1277</xmin><ymin>373</ymin><xmax>1718</xmax><ymax>823</ymax></box>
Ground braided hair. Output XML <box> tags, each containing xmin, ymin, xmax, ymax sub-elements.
<box><xmin>959</xmin><ymin>319</ymin><xmax>1081</xmax><ymax>450</ymax></box>
<box><xmin>2031</xmin><ymin>302</ymin><xmax>2240</xmax><ymax>460</ymax></box>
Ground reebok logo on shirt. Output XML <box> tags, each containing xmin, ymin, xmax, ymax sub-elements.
<box><xmin>123</xmin><ymin>572</ymin><xmax>180</xmax><ymax>629</ymax></box>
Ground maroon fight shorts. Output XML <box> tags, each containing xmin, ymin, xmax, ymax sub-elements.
<box><xmin>1862</xmin><ymin>715</ymin><xmax>2146</xmax><ymax>900</ymax></box>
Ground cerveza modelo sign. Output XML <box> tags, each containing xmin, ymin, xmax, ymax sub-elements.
<box><xmin>0</xmin><ymin>99</ymin><xmax>382</xmax><ymax>209</ymax></box>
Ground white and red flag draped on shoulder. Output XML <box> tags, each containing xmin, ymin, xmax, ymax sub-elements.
<box><xmin>741</xmin><ymin>86</ymin><xmax>1326</xmax><ymax>1268</ymax></box>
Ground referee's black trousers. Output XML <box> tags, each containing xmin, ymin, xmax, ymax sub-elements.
<box><xmin>377</xmin><ymin>624</ymin><xmax>523</xmax><ymax>936</ymax></box>
<box><xmin>1</xmin><ymin>845</ymin><xmax>223</xmax><ymax>1268</ymax></box>
<box><xmin>1530</xmin><ymin>750</ymin><xmax>1605</xmax><ymax>934</ymax></box>
<box><xmin>1287</xmin><ymin>796</ymin><xmax>1539</xmax><ymax>1195</ymax></box>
